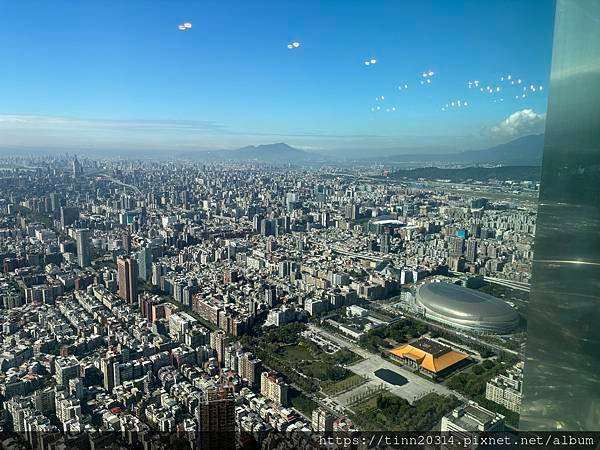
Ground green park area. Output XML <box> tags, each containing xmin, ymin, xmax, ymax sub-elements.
<box><xmin>248</xmin><ymin>322</ymin><xmax>363</xmax><ymax>395</ymax></box>
<box><xmin>350</xmin><ymin>392</ymin><xmax>460</xmax><ymax>431</ymax></box>
<box><xmin>277</xmin><ymin>344</ymin><xmax>314</xmax><ymax>361</ymax></box>
<box><xmin>288</xmin><ymin>387</ymin><xmax>318</xmax><ymax>417</ymax></box>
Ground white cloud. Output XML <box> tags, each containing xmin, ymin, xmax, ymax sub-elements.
<box><xmin>0</xmin><ymin>115</ymin><xmax>73</xmax><ymax>125</ymax></box>
<box><xmin>0</xmin><ymin>114</ymin><xmax>386</xmax><ymax>151</ymax></box>
<box><xmin>0</xmin><ymin>114</ymin><xmax>226</xmax><ymax>132</ymax></box>
<box><xmin>491</xmin><ymin>109</ymin><xmax>546</xmax><ymax>137</ymax></box>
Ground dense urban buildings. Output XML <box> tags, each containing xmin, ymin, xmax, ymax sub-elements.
<box><xmin>2</xmin><ymin>0</ymin><xmax>584</xmax><ymax>441</ymax></box>
<box><xmin>0</xmin><ymin>154</ymin><xmax>538</xmax><ymax>445</ymax></box>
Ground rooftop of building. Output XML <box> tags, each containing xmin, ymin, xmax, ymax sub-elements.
<box><xmin>389</xmin><ymin>338</ymin><xmax>469</xmax><ymax>374</ymax></box>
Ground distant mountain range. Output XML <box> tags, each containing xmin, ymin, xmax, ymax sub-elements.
<box><xmin>376</xmin><ymin>134</ymin><xmax>545</xmax><ymax>166</ymax></box>
<box><xmin>228</xmin><ymin>143</ymin><xmax>324</xmax><ymax>162</ymax></box>
<box><xmin>175</xmin><ymin>134</ymin><xmax>544</xmax><ymax>166</ymax></box>
<box><xmin>0</xmin><ymin>133</ymin><xmax>545</xmax><ymax>166</ymax></box>
<box><xmin>176</xmin><ymin>143</ymin><xmax>325</xmax><ymax>163</ymax></box>
<box><xmin>455</xmin><ymin>134</ymin><xmax>545</xmax><ymax>165</ymax></box>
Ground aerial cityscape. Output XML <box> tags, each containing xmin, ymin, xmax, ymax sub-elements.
<box><xmin>0</xmin><ymin>154</ymin><xmax>539</xmax><ymax>445</ymax></box>
<box><xmin>4</xmin><ymin>0</ymin><xmax>594</xmax><ymax>448</ymax></box>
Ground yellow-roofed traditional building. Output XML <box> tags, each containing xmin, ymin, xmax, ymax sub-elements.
<box><xmin>389</xmin><ymin>338</ymin><xmax>469</xmax><ymax>378</ymax></box>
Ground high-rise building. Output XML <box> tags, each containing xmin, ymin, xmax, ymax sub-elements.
<box><xmin>210</xmin><ymin>330</ymin><xmax>230</xmax><ymax>366</ymax></box>
<box><xmin>33</xmin><ymin>387</ymin><xmax>56</xmax><ymax>414</ymax></box>
<box><xmin>49</xmin><ymin>193</ymin><xmax>60</xmax><ymax>212</ymax></box>
<box><xmin>75</xmin><ymin>228</ymin><xmax>91</xmax><ymax>267</ymax></box>
<box><xmin>450</xmin><ymin>256</ymin><xmax>467</xmax><ymax>272</ymax></box>
<box><xmin>237</xmin><ymin>352</ymin><xmax>262</xmax><ymax>387</ymax></box>
<box><xmin>138</xmin><ymin>246</ymin><xmax>153</xmax><ymax>281</ymax></box>
<box><xmin>264</xmin><ymin>285</ymin><xmax>277</xmax><ymax>307</ymax></box>
<box><xmin>55</xmin><ymin>355</ymin><xmax>80</xmax><ymax>387</ymax></box>
<box><xmin>101</xmin><ymin>353</ymin><xmax>117</xmax><ymax>392</ymax></box>
<box><xmin>486</xmin><ymin>362</ymin><xmax>524</xmax><ymax>413</ymax></box>
<box><xmin>470</xmin><ymin>198</ymin><xmax>488</xmax><ymax>209</ymax></box>
<box><xmin>469</xmin><ymin>223</ymin><xmax>482</xmax><ymax>239</ymax></box>
<box><xmin>312</xmin><ymin>407</ymin><xmax>334</xmax><ymax>432</ymax></box>
<box><xmin>449</xmin><ymin>236</ymin><xmax>464</xmax><ymax>257</ymax></box>
<box><xmin>60</xmin><ymin>207</ymin><xmax>79</xmax><ymax>229</ymax></box>
<box><xmin>117</xmin><ymin>256</ymin><xmax>139</xmax><ymax>304</ymax></box>
<box><xmin>223</xmin><ymin>269</ymin><xmax>239</xmax><ymax>284</ymax></box>
<box><xmin>278</xmin><ymin>261</ymin><xmax>290</xmax><ymax>278</ymax></box>
<box><xmin>72</xmin><ymin>157</ymin><xmax>83</xmax><ymax>177</ymax></box>
<box><xmin>151</xmin><ymin>262</ymin><xmax>164</xmax><ymax>286</ymax></box>
<box><xmin>380</xmin><ymin>233</ymin><xmax>391</xmax><ymax>254</ymax></box>
<box><xmin>266</xmin><ymin>238</ymin><xmax>278</xmax><ymax>253</ymax></box>
<box><xmin>252</xmin><ymin>214</ymin><xmax>263</xmax><ymax>232</ymax></box>
<box><xmin>196</xmin><ymin>386</ymin><xmax>235</xmax><ymax>450</ymax></box>
<box><xmin>122</xmin><ymin>233</ymin><xmax>132</xmax><ymax>253</ymax></box>
<box><xmin>465</xmin><ymin>239</ymin><xmax>478</xmax><ymax>262</ymax></box>
<box><xmin>260</xmin><ymin>218</ymin><xmax>274</xmax><ymax>236</ymax></box>
<box><xmin>260</xmin><ymin>371</ymin><xmax>289</xmax><ymax>406</ymax></box>
<box><xmin>285</xmin><ymin>192</ymin><xmax>298</xmax><ymax>211</ymax></box>
<box><xmin>345</xmin><ymin>203</ymin><xmax>360</xmax><ymax>220</ymax></box>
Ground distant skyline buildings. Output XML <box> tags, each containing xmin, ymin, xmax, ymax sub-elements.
<box><xmin>72</xmin><ymin>157</ymin><xmax>83</xmax><ymax>177</ymax></box>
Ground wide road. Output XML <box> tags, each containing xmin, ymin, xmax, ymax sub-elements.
<box><xmin>307</xmin><ymin>324</ymin><xmax>463</xmax><ymax>405</ymax></box>
<box><xmin>87</xmin><ymin>171</ymin><xmax>143</xmax><ymax>196</ymax></box>
<box><xmin>483</xmin><ymin>276</ymin><xmax>531</xmax><ymax>292</ymax></box>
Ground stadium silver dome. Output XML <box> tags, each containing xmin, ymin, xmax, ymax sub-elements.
<box><xmin>416</xmin><ymin>282</ymin><xmax>520</xmax><ymax>334</ymax></box>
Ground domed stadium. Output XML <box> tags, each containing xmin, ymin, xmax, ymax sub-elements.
<box><xmin>416</xmin><ymin>282</ymin><xmax>520</xmax><ymax>334</ymax></box>
<box><xmin>367</xmin><ymin>215</ymin><xmax>405</xmax><ymax>234</ymax></box>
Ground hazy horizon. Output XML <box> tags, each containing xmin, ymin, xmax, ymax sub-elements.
<box><xmin>0</xmin><ymin>133</ymin><xmax>545</xmax><ymax>162</ymax></box>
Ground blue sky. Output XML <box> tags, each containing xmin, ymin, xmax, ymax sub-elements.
<box><xmin>0</xmin><ymin>0</ymin><xmax>555</xmax><ymax>155</ymax></box>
